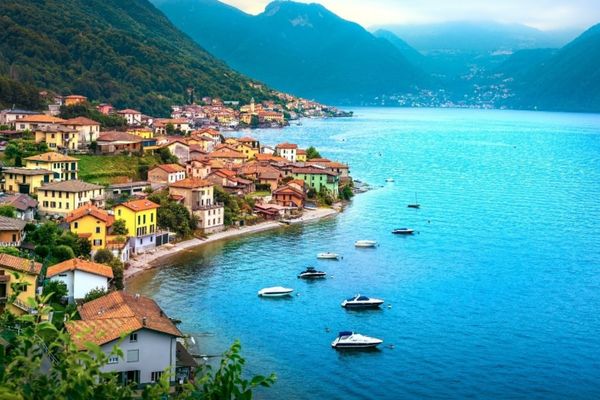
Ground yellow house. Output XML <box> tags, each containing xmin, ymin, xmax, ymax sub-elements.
<box><xmin>127</xmin><ymin>128</ymin><xmax>154</xmax><ymax>139</ymax></box>
<box><xmin>38</xmin><ymin>180</ymin><xmax>105</xmax><ymax>217</ymax></box>
<box><xmin>224</xmin><ymin>138</ymin><xmax>239</xmax><ymax>146</ymax></box>
<box><xmin>66</xmin><ymin>204</ymin><xmax>115</xmax><ymax>251</ymax></box>
<box><xmin>114</xmin><ymin>199</ymin><xmax>159</xmax><ymax>239</ymax></box>
<box><xmin>297</xmin><ymin>149</ymin><xmax>307</xmax><ymax>162</ymax></box>
<box><xmin>34</xmin><ymin>126</ymin><xmax>79</xmax><ymax>150</ymax></box>
<box><xmin>1</xmin><ymin>167</ymin><xmax>54</xmax><ymax>194</ymax></box>
<box><xmin>0</xmin><ymin>253</ymin><xmax>42</xmax><ymax>315</ymax></box>
<box><xmin>24</xmin><ymin>152</ymin><xmax>79</xmax><ymax>181</ymax></box>
<box><xmin>235</xmin><ymin>142</ymin><xmax>259</xmax><ymax>160</ymax></box>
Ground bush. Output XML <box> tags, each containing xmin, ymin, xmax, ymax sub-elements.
<box><xmin>42</xmin><ymin>280</ymin><xmax>68</xmax><ymax>304</ymax></box>
<box><xmin>0</xmin><ymin>205</ymin><xmax>17</xmax><ymax>218</ymax></box>
<box><xmin>94</xmin><ymin>249</ymin><xmax>114</xmax><ymax>264</ymax></box>
<box><xmin>111</xmin><ymin>219</ymin><xmax>128</xmax><ymax>236</ymax></box>
<box><xmin>82</xmin><ymin>287</ymin><xmax>107</xmax><ymax>303</ymax></box>
<box><xmin>255</xmin><ymin>183</ymin><xmax>272</xmax><ymax>192</ymax></box>
<box><xmin>51</xmin><ymin>245</ymin><xmax>75</xmax><ymax>263</ymax></box>
<box><xmin>306</xmin><ymin>146</ymin><xmax>321</xmax><ymax>160</ymax></box>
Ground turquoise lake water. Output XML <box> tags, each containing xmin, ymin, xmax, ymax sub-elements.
<box><xmin>128</xmin><ymin>108</ymin><xmax>600</xmax><ymax>399</ymax></box>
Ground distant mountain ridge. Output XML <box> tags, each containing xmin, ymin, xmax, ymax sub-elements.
<box><xmin>154</xmin><ymin>0</ymin><xmax>429</xmax><ymax>104</ymax></box>
<box><xmin>0</xmin><ymin>0</ymin><xmax>273</xmax><ymax>115</ymax></box>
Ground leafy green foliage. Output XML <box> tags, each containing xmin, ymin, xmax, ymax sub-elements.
<box><xmin>92</xmin><ymin>249</ymin><xmax>124</xmax><ymax>289</ymax></box>
<box><xmin>42</xmin><ymin>280</ymin><xmax>68</xmax><ymax>304</ymax></box>
<box><xmin>93</xmin><ymin>248</ymin><xmax>114</xmax><ymax>264</ymax></box>
<box><xmin>59</xmin><ymin>104</ymin><xmax>127</xmax><ymax>129</ymax></box>
<box><xmin>111</xmin><ymin>219</ymin><xmax>128</xmax><ymax>236</ymax></box>
<box><xmin>78</xmin><ymin>154</ymin><xmax>162</xmax><ymax>185</ymax></box>
<box><xmin>214</xmin><ymin>186</ymin><xmax>254</xmax><ymax>226</ymax></box>
<box><xmin>305</xmin><ymin>146</ymin><xmax>321</xmax><ymax>160</ymax></box>
<box><xmin>0</xmin><ymin>205</ymin><xmax>17</xmax><ymax>218</ymax></box>
<box><xmin>339</xmin><ymin>185</ymin><xmax>354</xmax><ymax>201</ymax></box>
<box><xmin>27</xmin><ymin>222</ymin><xmax>90</xmax><ymax>264</ymax></box>
<box><xmin>0</xmin><ymin>0</ymin><xmax>275</xmax><ymax>116</ymax></box>
<box><xmin>0</xmin><ymin>247</ymin><xmax>22</xmax><ymax>257</ymax></box>
<box><xmin>157</xmin><ymin>147</ymin><xmax>179</xmax><ymax>164</ymax></box>
<box><xmin>148</xmin><ymin>191</ymin><xmax>197</xmax><ymax>238</ymax></box>
<box><xmin>3</xmin><ymin>139</ymin><xmax>48</xmax><ymax>165</ymax></box>
<box><xmin>0</xmin><ymin>75</ymin><xmax>42</xmax><ymax>110</ymax></box>
<box><xmin>83</xmin><ymin>287</ymin><xmax>108</xmax><ymax>303</ymax></box>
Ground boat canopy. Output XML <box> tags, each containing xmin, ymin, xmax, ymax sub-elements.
<box><xmin>357</xmin><ymin>296</ymin><xmax>370</xmax><ymax>301</ymax></box>
<box><xmin>338</xmin><ymin>331</ymin><xmax>353</xmax><ymax>337</ymax></box>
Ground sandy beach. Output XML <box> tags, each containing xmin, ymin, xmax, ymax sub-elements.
<box><xmin>124</xmin><ymin>206</ymin><xmax>340</xmax><ymax>281</ymax></box>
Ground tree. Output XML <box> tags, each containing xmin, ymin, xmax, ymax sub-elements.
<box><xmin>83</xmin><ymin>287</ymin><xmax>108</xmax><ymax>303</ymax></box>
<box><xmin>339</xmin><ymin>185</ymin><xmax>354</xmax><ymax>201</ymax></box>
<box><xmin>157</xmin><ymin>147</ymin><xmax>179</xmax><ymax>164</ymax></box>
<box><xmin>306</xmin><ymin>146</ymin><xmax>321</xmax><ymax>160</ymax></box>
<box><xmin>112</xmin><ymin>219</ymin><xmax>128</xmax><ymax>236</ymax></box>
<box><xmin>42</xmin><ymin>280</ymin><xmax>68</xmax><ymax>304</ymax></box>
<box><xmin>76</xmin><ymin>237</ymin><xmax>92</xmax><ymax>258</ymax></box>
<box><xmin>0</xmin><ymin>247</ymin><xmax>21</xmax><ymax>257</ymax></box>
<box><xmin>0</xmin><ymin>205</ymin><xmax>16</xmax><ymax>218</ymax></box>
<box><xmin>14</xmin><ymin>155</ymin><xmax>22</xmax><ymax>167</ymax></box>
<box><xmin>51</xmin><ymin>245</ymin><xmax>75</xmax><ymax>263</ymax></box>
<box><xmin>109</xmin><ymin>259</ymin><xmax>124</xmax><ymax>290</ymax></box>
<box><xmin>166</xmin><ymin>123</ymin><xmax>175</xmax><ymax>135</ymax></box>
<box><xmin>250</xmin><ymin>114</ymin><xmax>259</xmax><ymax>128</ymax></box>
<box><xmin>93</xmin><ymin>249</ymin><xmax>114</xmax><ymax>264</ymax></box>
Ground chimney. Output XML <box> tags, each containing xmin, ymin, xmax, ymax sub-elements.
<box><xmin>142</xmin><ymin>317</ymin><xmax>147</xmax><ymax>326</ymax></box>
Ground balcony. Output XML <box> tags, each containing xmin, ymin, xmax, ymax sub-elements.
<box><xmin>191</xmin><ymin>202</ymin><xmax>224</xmax><ymax>211</ymax></box>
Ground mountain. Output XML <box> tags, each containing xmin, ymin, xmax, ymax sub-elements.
<box><xmin>372</xmin><ymin>29</ymin><xmax>426</xmax><ymax>67</ymax></box>
<box><xmin>154</xmin><ymin>0</ymin><xmax>429</xmax><ymax>104</ymax></box>
<box><xmin>373</xmin><ymin>22</ymin><xmax>578</xmax><ymax>54</ymax></box>
<box><xmin>507</xmin><ymin>23</ymin><xmax>600</xmax><ymax>112</ymax></box>
<box><xmin>0</xmin><ymin>0</ymin><xmax>272</xmax><ymax>115</ymax></box>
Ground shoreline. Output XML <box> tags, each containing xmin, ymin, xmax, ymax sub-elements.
<box><xmin>124</xmin><ymin>206</ymin><xmax>340</xmax><ymax>282</ymax></box>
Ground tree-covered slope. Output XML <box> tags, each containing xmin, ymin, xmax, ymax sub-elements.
<box><xmin>0</xmin><ymin>0</ymin><xmax>271</xmax><ymax>115</ymax></box>
<box><xmin>155</xmin><ymin>0</ymin><xmax>429</xmax><ymax>104</ymax></box>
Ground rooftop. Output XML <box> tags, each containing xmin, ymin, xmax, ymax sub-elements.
<box><xmin>15</xmin><ymin>114</ymin><xmax>65</xmax><ymax>124</ymax></box>
<box><xmin>0</xmin><ymin>193</ymin><xmax>38</xmax><ymax>211</ymax></box>
<box><xmin>39</xmin><ymin>180</ymin><xmax>104</xmax><ymax>193</ymax></box>
<box><xmin>65</xmin><ymin>204</ymin><xmax>114</xmax><ymax>225</ymax></box>
<box><xmin>276</xmin><ymin>142</ymin><xmax>298</xmax><ymax>149</ymax></box>
<box><xmin>24</xmin><ymin>151</ymin><xmax>79</xmax><ymax>162</ymax></box>
<box><xmin>117</xmin><ymin>199</ymin><xmax>160</xmax><ymax>212</ymax></box>
<box><xmin>151</xmin><ymin>163</ymin><xmax>186</xmax><ymax>173</ymax></box>
<box><xmin>0</xmin><ymin>253</ymin><xmax>42</xmax><ymax>275</ymax></box>
<box><xmin>97</xmin><ymin>131</ymin><xmax>142</xmax><ymax>143</ymax></box>
<box><xmin>169</xmin><ymin>177</ymin><xmax>212</xmax><ymax>189</ymax></box>
<box><xmin>62</xmin><ymin>116</ymin><xmax>100</xmax><ymax>126</ymax></box>
<box><xmin>0</xmin><ymin>215</ymin><xmax>27</xmax><ymax>231</ymax></box>
<box><xmin>46</xmin><ymin>258</ymin><xmax>114</xmax><ymax>279</ymax></box>
<box><xmin>3</xmin><ymin>167</ymin><xmax>54</xmax><ymax>176</ymax></box>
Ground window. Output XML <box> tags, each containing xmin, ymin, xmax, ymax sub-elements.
<box><xmin>151</xmin><ymin>371</ymin><xmax>163</xmax><ymax>383</ymax></box>
<box><xmin>129</xmin><ymin>333</ymin><xmax>138</xmax><ymax>342</ymax></box>
<box><xmin>108</xmin><ymin>356</ymin><xmax>119</xmax><ymax>364</ymax></box>
<box><xmin>73</xmin><ymin>222</ymin><xmax>78</xmax><ymax>229</ymax></box>
<box><xmin>126</xmin><ymin>349</ymin><xmax>139</xmax><ymax>362</ymax></box>
<box><xmin>95</xmin><ymin>227</ymin><xmax>101</xmax><ymax>234</ymax></box>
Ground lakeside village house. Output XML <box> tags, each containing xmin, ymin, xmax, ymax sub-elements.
<box><xmin>0</xmin><ymin>96</ymin><xmax>350</xmax><ymax>384</ymax></box>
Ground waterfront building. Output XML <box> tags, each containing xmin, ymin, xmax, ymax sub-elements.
<box><xmin>272</xmin><ymin>181</ymin><xmax>306</xmax><ymax>208</ymax></box>
<box><xmin>66</xmin><ymin>204</ymin><xmax>115</xmax><ymax>252</ymax></box>
<box><xmin>24</xmin><ymin>152</ymin><xmax>79</xmax><ymax>181</ymax></box>
<box><xmin>291</xmin><ymin>166</ymin><xmax>340</xmax><ymax>197</ymax></box>
<box><xmin>66</xmin><ymin>291</ymin><xmax>184</xmax><ymax>386</ymax></box>
<box><xmin>0</xmin><ymin>254</ymin><xmax>42</xmax><ymax>315</ymax></box>
<box><xmin>114</xmin><ymin>199</ymin><xmax>160</xmax><ymax>254</ymax></box>
<box><xmin>1</xmin><ymin>167</ymin><xmax>54</xmax><ymax>194</ymax></box>
<box><xmin>38</xmin><ymin>180</ymin><xmax>105</xmax><ymax>217</ymax></box>
<box><xmin>46</xmin><ymin>258</ymin><xmax>113</xmax><ymax>302</ymax></box>
<box><xmin>275</xmin><ymin>142</ymin><xmax>298</xmax><ymax>162</ymax></box>
<box><xmin>296</xmin><ymin>149</ymin><xmax>307</xmax><ymax>162</ymax></box>
<box><xmin>168</xmin><ymin>178</ymin><xmax>224</xmax><ymax>233</ymax></box>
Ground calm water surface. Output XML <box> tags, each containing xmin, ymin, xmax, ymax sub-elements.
<box><xmin>128</xmin><ymin>108</ymin><xmax>600</xmax><ymax>399</ymax></box>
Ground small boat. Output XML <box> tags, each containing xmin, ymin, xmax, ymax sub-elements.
<box><xmin>354</xmin><ymin>240</ymin><xmax>378</xmax><ymax>248</ymax></box>
<box><xmin>341</xmin><ymin>294</ymin><xmax>384</xmax><ymax>309</ymax></box>
<box><xmin>392</xmin><ymin>228</ymin><xmax>414</xmax><ymax>235</ymax></box>
<box><xmin>385</xmin><ymin>177</ymin><xmax>395</xmax><ymax>182</ymax></box>
<box><xmin>317</xmin><ymin>252</ymin><xmax>341</xmax><ymax>260</ymax></box>
<box><xmin>298</xmin><ymin>267</ymin><xmax>326</xmax><ymax>279</ymax></box>
<box><xmin>257</xmin><ymin>287</ymin><xmax>294</xmax><ymax>297</ymax></box>
<box><xmin>407</xmin><ymin>192</ymin><xmax>420</xmax><ymax>209</ymax></box>
<box><xmin>331</xmin><ymin>331</ymin><xmax>383</xmax><ymax>349</ymax></box>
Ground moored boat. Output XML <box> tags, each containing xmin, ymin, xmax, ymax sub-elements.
<box><xmin>385</xmin><ymin>177</ymin><xmax>395</xmax><ymax>182</ymax></box>
<box><xmin>392</xmin><ymin>228</ymin><xmax>414</xmax><ymax>235</ymax></box>
<box><xmin>257</xmin><ymin>286</ymin><xmax>294</xmax><ymax>297</ymax></box>
<box><xmin>317</xmin><ymin>252</ymin><xmax>341</xmax><ymax>260</ymax></box>
<box><xmin>298</xmin><ymin>267</ymin><xmax>326</xmax><ymax>279</ymax></box>
<box><xmin>407</xmin><ymin>192</ymin><xmax>421</xmax><ymax>209</ymax></box>
<box><xmin>331</xmin><ymin>331</ymin><xmax>383</xmax><ymax>349</ymax></box>
<box><xmin>341</xmin><ymin>294</ymin><xmax>384</xmax><ymax>308</ymax></box>
<box><xmin>354</xmin><ymin>240</ymin><xmax>378</xmax><ymax>248</ymax></box>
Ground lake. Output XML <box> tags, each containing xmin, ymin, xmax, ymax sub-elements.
<box><xmin>127</xmin><ymin>108</ymin><xmax>600</xmax><ymax>399</ymax></box>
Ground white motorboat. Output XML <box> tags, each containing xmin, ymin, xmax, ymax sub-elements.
<box><xmin>257</xmin><ymin>286</ymin><xmax>294</xmax><ymax>297</ymax></box>
<box><xmin>331</xmin><ymin>331</ymin><xmax>383</xmax><ymax>349</ymax></box>
<box><xmin>297</xmin><ymin>267</ymin><xmax>326</xmax><ymax>279</ymax></box>
<box><xmin>385</xmin><ymin>177</ymin><xmax>395</xmax><ymax>182</ymax></box>
<box><xmin>392</xmin><ymin>228</ymin><xmax>415</xmax><ymax>235</ymax></box>
<box><xmin>341</xmin><ymin>294</ymin><xmax>385</xmax><ymax>309</ymax></box>
<box><xmin>354</xmin><ymin>240</ymin><xmax>378</xmax><ymax>248</ymax></box>
<box><xmin>316</xmin><ymin>252</ymin><xmax>341</xmax><ymax>260</ymax></box>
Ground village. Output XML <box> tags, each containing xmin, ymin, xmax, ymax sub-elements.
<box><xmin>0</xmin><ymin>93</ymin><xmax>353</xmax><ymax>388</ymax></box>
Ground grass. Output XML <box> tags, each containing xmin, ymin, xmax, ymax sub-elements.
<box><xmin>77</xmin><ymin>154</ymin><xmax>162</xmax><ymax>185</ymax></box>
<box><xmin>248</xmin><ymin>191</ymin><xmax>271</xmax><ymax>198</ymax></box>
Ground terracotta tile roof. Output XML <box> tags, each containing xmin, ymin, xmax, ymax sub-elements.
<box><xmin>3</xmin><ymin>167</ymin><xmax>54</xmax><ymax>176</ymax></box>
<box><xmin>24</xmin><ymin>151</ymin><xmax>79</xmax><ymax>162</ymax></box>
<box><xmin>0</xmin><ymin>253</ymin><xmax>41</xmax><ymax>275</ymax></box>
<box><xmin>65</xmin><ymin>204</ymin><xmax>114</xmax><ymax>225</ymax></box>
<box><xmin>273</xmin><ymin>185</ymin><xmax>305</xmax><ymax>197</ymax></box>
<box><xmin>65</xmin><ymin>95</ymin><xmax>87</xmax><ymax>100</ymax></box>
<box><xmin>194</xmin><ymin>128</ymin><xmax>220</xmax><ymax>137</ymax></box>
<box><xmin>117</xmin><ymin>109</ymin><xmax>141</xmax><ymax>114</ymax></box>
<box><xmin>0</xmin><ymin>194</ymin><xmax>37</xmax><ymax>211</ymax></box>
<box><xmin>238</xmin><ymin>136</ymin><xmax>257</xmax><ymax>142</ymax></box>
<box><xmin>47</xmin><ymin>258</ymin><xmax>114</xmax><ymax>279</ymax></box>
<box><xmin>39</xmin><ymin>180</ymin><xmax>103</xmax><ymax>193</ymax></box>
<box><xmin>276</xmin><ymin>142</ymin><xmax>298</xmax><ymax>149</ymax></box>
<box><xmin>97</xmin><ymin>131</ymin><xmax>142</xmax><ymax>143</ymax></box>
<box><xmin>307</xmin><ymin>158</ymin><xmax>331</xmax><ymax>163</ymax></box>
<box><xmin>255</xmin><ymin>154</ymin><xmax>288</xmax><ymax>163</ymax></box>
<box><xmin>0</xmin><ymin>216</ymin><xmax>26</xmax><ymax>231</ymax></box>
<box><xmin>62</xmin><ymin>116</ymin><xmax>100</xmax><ymax>126</ymax></box>
<box><xmin>209</xmin><ymin>149</ymin><xmax>245</xmax><ymax>159</ymax></box>
<box><xmin>291</xmin><ymin>167</ymin><xmax>339</xmax><ymax>177</ymax></box>
<box><xmin>151</xmin><ymin>163</ymin><xmax>185</xmax><ymax>173</ymax></box>
<box><xmin>155</xmin><ymin>118</ymin><xmax>189</xmax><ymax>126</ymax></box>
<box><xmin>68</xmin><ymin>291</ymin><xmax>182</xmax><ymax>348</ymax></box>
<box><xmin>16</xmin><ymin>114</ymin><xmax>65</xmax><ymax>124</ymax></box>
<box><xmin>297</xmin><ymin>149</ymin><xmax>306</xmax><ymax>155</ymax></box>
<box><xmin>169</xmin><ymin>178</ymin><xmax>212</xmax><ymax>189</ymax></box>
<box><xmin>117</xmin><ymin>199</ymin><xmax>160</xmax><ymax>212</ymax></box>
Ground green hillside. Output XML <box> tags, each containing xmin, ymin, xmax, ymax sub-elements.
<box><xmin>0</xmin><ymin>0</ymin><xmax>272</xmax><ymax>115</ymax></box>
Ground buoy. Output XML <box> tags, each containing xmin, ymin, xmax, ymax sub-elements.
<box><xmin>387</xmin><ymin>305</ymin><xmax>392</xmax><ymax>309</ymax></box>
<box><xmin>325</xmin><ymin>327</ymin><xmax>330</xmax><ymax>332</ymax></box>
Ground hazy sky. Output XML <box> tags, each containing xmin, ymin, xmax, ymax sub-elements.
<box><xmin>220</xmin><ymin>0</ymin><xmax>600</xmax><ymax>30</ymax></box>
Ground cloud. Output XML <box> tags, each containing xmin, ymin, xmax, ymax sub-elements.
<box><xmin>220</xmin><ymin>0</ymin><xmax>600</xmax><ymax>30</ymax></box>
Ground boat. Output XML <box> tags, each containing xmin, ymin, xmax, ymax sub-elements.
<box><xmin>392</xmin><ymin>228</ymin><xmax>414</xmax><ymax>235</ymax></box>
<box><xmin>385</xmin><ymin>177</ymin><xmax>395</xmax><ymax>182</ymax></box>
<box><xmin>257</xmin><ymin>287</ymin><xmax>294</xmax><ymax>297</ymax></box>
<box><xmin>331</xmin><ymin>331</ymin><xmax>383</xmax><ymax>349</ymax></box>
<box><xmin>317</xmin><ymin>252</ymin><xmax>341</xmax><ymax>260</ymax></box>
<box><xmin>341</xmin><ymin>294</ymin><xmax>385</xmax><ymax>309</ymax></box>
<box><xmin>407</xmin><ymin>192</ymin><xmax>421</xmax><ymax>209</ymax></box>
<box><xmin>297</xmin><ymin>266</ymin><xmax>326</xmax><ymax>279</ymax></box>
<box><xmin>354</xmin><ymin>240</ymin><xmax>378</xmax><ymax>248</ymax></box>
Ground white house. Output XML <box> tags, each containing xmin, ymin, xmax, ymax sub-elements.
<box><xmin>148</xmin><ymin>164</ymin><xmax>186</xmax><ymax>185</ymax></box>
<box><xmin>66</xmin><ymin>291</ymin><xmax>187</xmax><ymax>386</ymax></box>
<box><xmin>275</xmin><ymin>143</ymin><xmax>298</xmax><ymax>162</ymax></box>
<box><xmin>117</xmin><ymin>109</ymin><xmax>143</xmax><ymax>125</ymax></box>
<box><xmin>46</xmin><ymin>258</ymin><xmax>113</xmax><ymax>302</ymax></box>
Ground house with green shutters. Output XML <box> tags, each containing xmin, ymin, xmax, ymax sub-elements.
<box><xmin>291</xmin><ymin>167</ymin><xmax>339</xmax><ymax>197</ymax></box>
